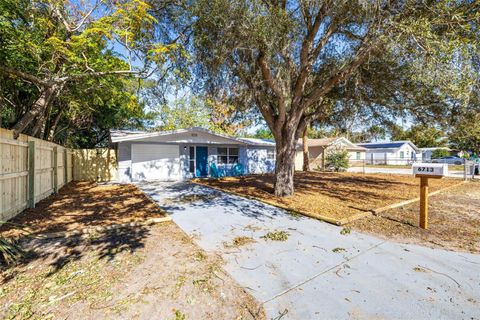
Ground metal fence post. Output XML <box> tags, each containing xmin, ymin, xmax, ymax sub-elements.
<box><xmin>28</xmin><ymin>140</ymin><xmax>35</xmax><ymax>208</ymax></box>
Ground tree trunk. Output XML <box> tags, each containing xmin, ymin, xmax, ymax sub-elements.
<box><xmin>12</xmin><ymin>85</ymin><xmax>57</xmax><ymax>138</ymax></box>
<box><xmin>302</xmin><ymin>125</ymin><xmax>310</xmax><ymax>171</ymax></box>
<box><xmin>47</xmin><ymin>104</ymin><xmax>66</xmax><ymax>141</ymax></box>
<box><xmin>31</xmin><ymin>107</ymin><xmax>47</xmax><ymax>138</ymax></box>
<box><xmin>274</xmin><ymin>130</ymin><xmax>297</xmax><ymax>197</ymax></box>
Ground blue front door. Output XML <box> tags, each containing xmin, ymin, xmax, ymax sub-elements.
<box><xmin>196</xmin><ymin>146</ymin><xmax>208</xmax><ymax>177</ymax></box>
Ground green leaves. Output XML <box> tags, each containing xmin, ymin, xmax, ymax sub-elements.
<box><xmin>0</xmin><ymin>0</ymin><xmax>182</xmax><ymax>146</ymax></box>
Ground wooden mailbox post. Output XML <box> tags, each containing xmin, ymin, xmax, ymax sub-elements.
<box><xmin>412</xmin><ymin>163</ymin><xmax>448</xmax><ymax>229</ymax></box>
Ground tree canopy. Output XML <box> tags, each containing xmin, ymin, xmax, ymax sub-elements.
<box><xmin>0</xmin><ymin>0</ymin><xmax>179</xmax><ymax>146</ymax></box>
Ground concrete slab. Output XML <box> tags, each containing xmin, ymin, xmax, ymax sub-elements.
<box><xmin>137</xmin><ymin>181</ymin><xmax>480</xmax><ymax>319</ymax></box>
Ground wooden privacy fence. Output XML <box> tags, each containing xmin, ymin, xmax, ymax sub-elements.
<box><xmin>73</xmin><ymin>148</ymin><xmax>117</xmax><ymax>182</ymax></box>
<box><xmin>0</xmin><ymin>128</ymin><xmax>117</xmax><ymax>221</ymax></box>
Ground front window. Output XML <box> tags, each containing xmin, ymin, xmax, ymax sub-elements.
<box><xmin>189</xmin><ymin>146</ymin><xmax>195</xmax><ymax>173</ymax></box>
<box><xmin>218</xmin><ymin>147</ymin><xmax>239</xmax><ymax>164</ymax></box>
<box><xmin>267</xmin><ymin>149</ymin><xmax>276</xmax><ymax>160</ymax></box>
<box><xmin>400</xmin><ymin>151</ymin><xmax>405</xmax><ymax>159</ymax></box>
<box><xmin>356</xmin><ymin>152</ymin><xmax>360</xmax><ymax>160</ymax></box>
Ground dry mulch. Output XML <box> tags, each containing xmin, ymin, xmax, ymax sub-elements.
<box><xmin>0</xmin><ymin>182</ymin><xmax>166</xmax><ymax>238</ymax></box>
<box><xmin>1</xmin><ymin>182</ymin><xmax>265</xmax><ymax>319</ymax></box>
<box><xmin>196</xmin><ymin>171</ymin><xmax>460</xmax><ymax>222</ymax></box>
<box><xmin>348</xmin><ymin>180</ymin><xmax>480</xmax><ymax>253</ymax></box>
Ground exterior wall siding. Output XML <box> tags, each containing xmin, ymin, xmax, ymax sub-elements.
<box><xmin>245</xmin><ymin>146</ymin><xmax>275</xmax><ymax>174</ymax></box>
<box><xmin>365</xmin><ymin>144</ymin><xmax>420</xmax><ymax>165</ymax></box>
<box><xmin>118</xmin><ymin>142</ymin><xmax>132</xmax><ymax>183</ymax></box>
<box><xmin>116</xmin><ymin>140</ymin><xmax>275</xmax><ymax>182</ymax></box>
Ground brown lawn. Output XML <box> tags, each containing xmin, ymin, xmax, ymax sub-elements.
<box><xmin>348</xmin><ymin>180</ymin><xmax>480</xmax><ymax>253</ymax></box>
<box><xmin>0</xmin><ymin>182</ymin><xmax>167</xmax><ymax>238</ymax></box>
<box><xmin>195</xmin><ymin>171</ymin><xmax>460</xmax><ymax>223</ymax></box>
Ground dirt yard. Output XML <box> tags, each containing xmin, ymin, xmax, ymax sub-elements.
<box><xmin>195</xmin><ymin>172</ymin><xmax>460</xmax><ymax>222</ymax></box>
<box><xmin>348</xmin><ymin>180</ymin><xmax>480</xmax><ymax>253</ymax></box>
<box><xmin>0</xmin><ymin>182</ymin><xmax>167</xmax><ymax>237</ymax></box>
<box><xmin>0</xmin><ymin>183</ymin><xmax>265</xmax><ymax>319</ymax></box>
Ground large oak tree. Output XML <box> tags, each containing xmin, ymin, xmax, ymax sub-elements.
<box><xmin>191</xmin><ymin>0</ymin><xmax>478</xmax><ymax>196</ymax></box>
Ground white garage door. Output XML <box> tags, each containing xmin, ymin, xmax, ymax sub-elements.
<box><xmin>131</xmin><ymin>144</ymin><xmax>181</xmax><ymax>181</ymax></box>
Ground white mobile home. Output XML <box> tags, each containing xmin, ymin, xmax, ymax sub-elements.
<box><xmin>111</xmin><ymin>127</ymin><xmax>276</xmax><ymax>182</ymax></box>
<box><xmin>357</xmin><ymin>141</ymin><xmax>420</xmax><ymax>165</ymax></box>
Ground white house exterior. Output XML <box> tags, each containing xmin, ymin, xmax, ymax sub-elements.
<box><xmin>295</xmin><ymin>137</ymin><xmax>367</xmax><ymax>170</ymax></box>
<box><xmin>357</xmin><ymin>141</ymin><xmax>421</xmax><ymax>165</ymax></box>
<box><xmin>419</xmin><ymin>147</ymin><xmax>451</xmax><ymax>161</ymax></box>
<box><xmin>111</xmin><ymin>127</ymin><xmax>276</xmax><ymax>182</ymax></box>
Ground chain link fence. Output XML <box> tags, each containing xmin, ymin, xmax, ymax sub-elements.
<box><xmin>348</xmin><ymin>158</ymin><xmax>479</xmax><ymax>180</ymax></box>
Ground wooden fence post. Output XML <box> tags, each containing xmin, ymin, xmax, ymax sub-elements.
<box><xmin>53</xmin><ymin>146</ymin><xmax>58</xmax><ymax>193</ymax></box>
<box><xmin>64</xmin><ymin>149</ymin><xmax>68</xmax><ymax>184</ymax></box>
<box><xmin>28</xmin><ymin>140</ymin><xmax>35</xmax><ymax>208</ymax></box>
<box><xmin>419</xmin><ymin>176</ymin><xmax>429</xmax><ymax>229</ymax></box>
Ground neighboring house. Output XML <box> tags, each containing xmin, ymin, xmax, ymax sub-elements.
<box><xmin>111</xmin><ymin>127</ymin><xmax>276</xmax><ymax>182</ymax></box>
<box><xmin>419</xmin><ymin>147</ymin><xmax>451</xmax><ymax>161</ymax></box>
<box><xmin>357</xmin><ymin>141</ymin><xmax>420</xmax><ymax>165</ymax></box>
<box><xmin>295</xmin><ymin>137</ymin><xmax>367</xmax><ymax>170</ymax></box>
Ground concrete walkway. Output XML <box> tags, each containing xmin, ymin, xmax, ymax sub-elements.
<box><xmin>138</xmin><ymin>181</ymin><xmax>480</xmax><ymax>320</ymax></box>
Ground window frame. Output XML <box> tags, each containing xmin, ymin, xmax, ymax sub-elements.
<box><xmin>217</xmin><ymin>147</ymin><xmax>239</xmax><ymax>165</ymax></box>
<box><xmin>189</xmin><ymin>146</ymin><xmax>195</xmax><ymax>173</ymax></box>
<box><xmin>356</xmin><ymin>152</ymin><xmax>361</xmax><ymax>160</ymax></box>
<box><xmin>400</xmin><ymin>151</ymin><xmax>405</xmax><ymax>159</ymax></box>
<box><xmin>267</xmin><ymin>149</ymin><xmax>276</xmax><ymax>160</ymax></box>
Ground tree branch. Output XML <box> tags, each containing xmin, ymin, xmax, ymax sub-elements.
<box><xmin>257</xmin><ymin>51</ymin><xmax>286</xmax><ymax>125</ymax></box>
<box><xmin>304</xmin><ymin>42</ymin><xmax>377</xmax><ymax>108</ymax></box>
<box><xmin>70</xmin><ymin>0</ymin><xmax>101</xmax><ymax>32</ymax></box>
<box><xmin>292</xmin><ymin>2</ymin><xmax>329</xmax><ymax>109</ymax></box>
<box><xmin>0</xmin><ymin>65</ymin><xmax>48</xmax><ymax>86</ymax></box>
<box><xmin>61</xmin><ymin>70</ymin><xmax>142</xmax><ymax>82</ymax></box>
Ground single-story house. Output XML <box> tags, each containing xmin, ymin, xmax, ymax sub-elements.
<box><xmin>357</xmin><ymin>140</ymin><xmax>421</xmax><ymax>165</ymax></box>
<box><xmin>419</xmin><ymin>147</ymin><xmax>451</xmax><ymax>161</ymax></box>
<box><xmin>111</xmin><ymin>127</ymin><xmax>276</xmax><ymax>182</ymax></box>
<box><xmin>295</xmin><ymin>137</ymin><xmax>367</xmax><ymax>170</ymax></box>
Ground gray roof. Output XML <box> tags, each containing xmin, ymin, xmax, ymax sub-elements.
<box><xmin>237</xmin><ymin>137</ymin><xmax>276</xmax><ymax>147</ymax></box>
<box><xmin>358</xmin><ymin>140</ymin><xmax>419</xmax><ymax>152</ymax></box>
<box><xmin>110</xmin><ymin>127</ymin><xmax>275</xmax><ymax>147</ymax></box>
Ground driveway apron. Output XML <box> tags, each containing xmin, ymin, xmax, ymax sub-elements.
<box><xmin>138</xmin><ymin>181</ymin><xmax>480</xmax><ymax>319</ymax></box>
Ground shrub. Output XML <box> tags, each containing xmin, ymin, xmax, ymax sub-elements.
<box><xmin>0</xmin><ymin>221</ymin><xmax>25</xmax><ymax>266</ymax></box>
<box><xmin>0</xmin><ymin>236</ymin><xmax>24</xmax><ymax>266</ymax></box>
<box><xmin>325</xmin><ymin>148</ymin><xmax>349</xmax><ymax>172</ymax></box>
<box><xmin>431</xmin><ymin>149</ymin><xmax>450</xmax><ymax>159</ymax></box>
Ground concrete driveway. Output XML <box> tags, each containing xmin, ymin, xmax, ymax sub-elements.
<box><xmin>138</xmin><ymin>181</ymin><xmax>480</xmax><ymax>320</ymax></box>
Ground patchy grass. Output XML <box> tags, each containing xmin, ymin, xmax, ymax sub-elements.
<box><xmin>163</xmin><ymin>193</ymin><xmax>218</xmax><ymax>205</ymax></box>
<box><xmin>340</xmin><ymin>227</ymin><xmax>351</xmax><ymax>235</ymax></box>
<box><xmin>196</xmin><ymin>172</ymin><xmax>459</xmax><ymax>222</ymax></box>
<box><xmin>332</xmin><ymin>247</ymin><xmax>346</xmax><ymax>253</ymax></box>
<box><xmin>223</xmin><ymin>236</ymin><xmax>256</xmax><ymax>248</ymax></box>
<box><xmin>261</xmin><ymin>230</ymin><xmax>290</xmax><ymax>242</ymax></box>
<box><xmin>348</xmin><ymin>180</ymin><xmax>480</xmax><ymax>253</ymax></box>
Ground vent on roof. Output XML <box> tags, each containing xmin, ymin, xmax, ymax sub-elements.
<box><xmin>191</xmin><ymin>133</ymin><xmax>198</xmax><ymax>137</ymax></box>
